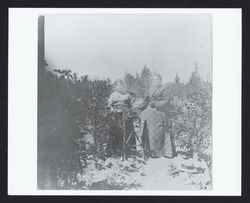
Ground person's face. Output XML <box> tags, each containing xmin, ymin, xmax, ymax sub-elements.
<box><xmin>116</xmin><ymin>82</ymin><xmax>126</xmax><ymax>93</ymax></box>
<box><xmin>152</xmin><ymin>77</ymin><xmax>162</xmax><ymax>88</ymax></box>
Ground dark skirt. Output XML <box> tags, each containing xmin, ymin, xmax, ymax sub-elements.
<box><xmin>109</xmin><ymin>112</ymin><xmax>136</xmax><ymax>156</ymax></box>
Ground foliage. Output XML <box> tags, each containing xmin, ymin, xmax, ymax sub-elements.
<box><xmin>38</xmin><ymin>62</ymin><xmax>212</xmax><ymax>189</ymax></box>
<box><xmin>164</xmin><ymin>69</ymin><xmax>212</xmax><ymax>173</ymax></box>
<box><xmin>57</xmin><ymin>156</ymin><xmax>145</xmax><ymax>190</ymax></box>
<box><xmin>124</xmin><ymin>66</ymin><xmax>152</xmax><ymax>97</ymax></box>
<box><xmin>38</xmin><ymin>63</ymin><xmax>112</xmax><ymax>189</ymax></box>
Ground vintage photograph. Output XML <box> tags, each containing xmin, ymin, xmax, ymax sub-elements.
<box><xmin>37</xmin><ymin>13</ymin><xmax>212</xmax><ymax>190</ymax></box>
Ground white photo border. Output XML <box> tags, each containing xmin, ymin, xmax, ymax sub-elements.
<box><xmin>8</xmin><ymin>8</ymin><xmax>241</xmax><ymax>196</ymax></box>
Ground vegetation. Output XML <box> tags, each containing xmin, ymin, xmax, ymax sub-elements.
<box><xmin>38</xmin><ymin>61</ymin><xmax>212</xmax><ymax>189</ymax></box>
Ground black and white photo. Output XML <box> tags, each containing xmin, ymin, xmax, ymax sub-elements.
<box><xmin>38</xmin><ymin>13</ymin><xmax>212</xmax><ymax>190</ymax></box>
<box><xmin>8</xmin><ymin>8</ymin><xmax>241</xmax><ymax>195</ymax></box>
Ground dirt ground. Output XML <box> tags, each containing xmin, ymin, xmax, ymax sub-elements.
<box><xmin>134</xmin><ymin>155</ymin><xmax>211</xmax><ymax>190</ymax></box>
<box><xmin>76</xmin><ymin>153</ymin><xmax>212</xmax><ymax>190</ymax></box>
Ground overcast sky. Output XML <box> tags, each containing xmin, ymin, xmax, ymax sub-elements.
<box><xmin>44</xmin><ymin>14</ymin><xmax>212</xmax><ymax>83</ymax></box>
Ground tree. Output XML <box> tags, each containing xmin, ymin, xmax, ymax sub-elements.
<box><xmin>138</xmin><ymin>66</ymin><xmax>152</xmax><ymax>97</ymax></box>
<box><xmin>124</xmin><ymin>72</ymin><xmax>138</xmax><ymax>95</ymax></box>
<box><xmin>175</xmin><ymin>73</ymin><xmax>180</xmax><ymax>84</ymax></box>
<box><xmin>123</xmin><ymin>67</ymin><xmax>153</xmax><ymax>98</ymax></box>
<box><xmin>188</xmin><ymin>62</ymin><xmax>202</xmax><ymax>87</ymax></box>
<box><xmin>165</xmin><ymin>74</ymin><xmax>212</xmax><ymax>175</ymax></box>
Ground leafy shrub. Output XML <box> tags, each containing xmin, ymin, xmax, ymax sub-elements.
<box><xmin>38</xmin><ymin>63</ymin><xmax>112</xmax><ymax>189</ymax></box>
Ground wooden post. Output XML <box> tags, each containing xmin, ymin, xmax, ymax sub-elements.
<box><xmin>38</xmin><ymin>15</ymin><xmax>44</xmax><ymax>70</ymax></box>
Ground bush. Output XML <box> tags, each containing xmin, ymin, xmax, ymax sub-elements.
<box><xmin>38</xmin><ymin>64</ymin><xmax>112</xmax><ymax>189</ymax></box>
<box><xmin>164</xmin><ymin>79</ymin><xmax>212</xmax><ymax>176</ymax></box>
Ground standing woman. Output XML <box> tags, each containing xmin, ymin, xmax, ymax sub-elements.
<box><xmin>107</xmin><ymin>79</ymin><xmax>136</xmax><ymax>157</ymax></box>
<box><xmin>140</xmin><ymin>73</ymin><xmax>176</xmax><ymax>158</ymax></box>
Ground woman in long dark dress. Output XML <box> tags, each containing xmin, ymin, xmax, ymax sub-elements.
<box><xmin>140</xmin><ymin>74</ymin><xmax>176</xmax><ymax>158</ymax></box>
<box><xmin>107</xmin><ymin>80</ymin><xmax>136</xmax><ymax>157</ymax></box>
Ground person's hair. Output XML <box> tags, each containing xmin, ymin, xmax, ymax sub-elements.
<box><xmin>113</xmin><ymin>79</ymin><xmax>126</xmax><ymax>91</ymax></box>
